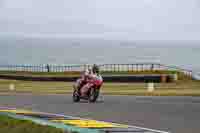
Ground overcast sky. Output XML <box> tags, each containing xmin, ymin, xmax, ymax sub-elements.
<box><xmin>0</xmin><ymin>0</ymin><xmax>200</xmax><ymax>40</ymax></box>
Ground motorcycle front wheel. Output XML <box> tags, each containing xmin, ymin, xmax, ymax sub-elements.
<box><xmin>89</xmin><ymin>88</ymin><xmax>99</xmax><ymax>103</ymax></box>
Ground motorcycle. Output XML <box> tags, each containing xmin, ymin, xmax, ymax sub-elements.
<box><xmin>73</xmin><ymin>76</ymin><xmax>103</xmax><ymax>103</ymax></box>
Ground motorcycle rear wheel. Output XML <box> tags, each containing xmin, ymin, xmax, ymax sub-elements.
<box><xmin>73</xmin><ymin>90</ymin><xmax>80</xmax><ymax>102</ymax></box>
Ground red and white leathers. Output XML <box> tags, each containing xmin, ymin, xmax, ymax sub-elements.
<box><xmin>75</xmin><ymin>69</ymin><xmax>93</xmax><ymax>90</ymax></box>
<box><xmin>80</xmin><ymin>73</ymin><xmax>103</xmax><ymax>96</ymax></box>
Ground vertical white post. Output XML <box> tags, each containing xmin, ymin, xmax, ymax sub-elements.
<box><xmin>147</xmin><ymin>83</ymin><xmax>154</xmax><ymax>92</ymax></box>
<box><xmin>173</xmin><ymin>74</ymin><xmax>178</xmax><ymax>81</ymax></box>
<box><xmin>9</xmin><ymin>84</ymin><xmax>15</xmax><ymax>91</ymax></box>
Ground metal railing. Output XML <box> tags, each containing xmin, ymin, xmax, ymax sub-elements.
<box><xmin>0</xmin><ymin>63</ymin><xmax>193</xmax><ymax>77</ymax></box>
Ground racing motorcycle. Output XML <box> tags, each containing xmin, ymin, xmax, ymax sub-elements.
<box><xmin>72</xmin><ymin>76</ymin><xmax>103</xmax><ymax>103</ymax></box>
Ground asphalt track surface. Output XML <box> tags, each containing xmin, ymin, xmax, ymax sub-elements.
<box><xmin>0</xmin><ymin>94</ymin><xmax>200</xmax><ymax>133</ymax></box>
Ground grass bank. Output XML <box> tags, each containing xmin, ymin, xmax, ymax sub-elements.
<box><xmin>0</xmin><ymin>114</ymin><xmax>74</xmax><ymax>133</ymax></box>
<box><xmin>0</xmin><ymin>79</ymin><xmax>199</xmax><ymax>96</ymax></box>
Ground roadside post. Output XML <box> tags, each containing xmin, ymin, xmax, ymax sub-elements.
<box><xmin>9</xmin><ymin>83</ymin><xmax>15</xmax><ymax>91</ymax></box>
<box><xmin>147</xmin><ymin>82</ymin><xmax>154</xmax><ymax>92</ymax></box>
<box><xmin>173</xmin><ymin>73</ymin><xmax>178</xmax><ymax>81</ymax></box>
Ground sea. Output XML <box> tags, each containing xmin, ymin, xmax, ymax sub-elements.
<box><xmin>0</xmin><ymin>37</ymin><xmax>200</xmax><ymax>73</ymax></box>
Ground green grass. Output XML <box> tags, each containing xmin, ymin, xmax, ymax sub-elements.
<box><xmin>0</xmin><ymin>79</ymin><xmax>200</xmax><ymax>96</ymax></box>
<box><xmin>0</xmin><ymin>114</ymin><xmax>74</xmax><ymax>133</ymax></box>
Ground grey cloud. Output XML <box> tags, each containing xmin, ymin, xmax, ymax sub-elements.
<box><xmin>0</xmin><ymin>0</ymin><xmax>200</xmax><ymax>40</ymax></box>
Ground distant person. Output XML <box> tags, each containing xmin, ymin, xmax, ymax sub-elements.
<box><xmin>46</xmin><ymin>64</ymin><xmax>50</xmax><ymax>72</ymax></box>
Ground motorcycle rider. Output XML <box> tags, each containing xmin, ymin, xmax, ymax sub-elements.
<box><xmin>80</xmin><ymin>64</ymin><xmax>103</xmax><ymax>97</ymax></box>
<box><xmin>74</xmin><ymin>67</ymin><xmax>93</xmax><ymax>92</ymax></box>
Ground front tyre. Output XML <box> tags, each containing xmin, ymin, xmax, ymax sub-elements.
<box><xmin>89</xmin><ymin>88</ymin><xmax>99</xmax><ymax>103</ymax></box>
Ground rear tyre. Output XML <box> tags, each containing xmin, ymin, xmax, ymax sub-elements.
<box><xmin>73</xmin><ymin>90</ymin><xmax>80</xmax><ymax>102</ymax></box>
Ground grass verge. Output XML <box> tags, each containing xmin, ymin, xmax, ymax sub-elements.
<box><xmin>0</xmin><ymin>79</ymin><xmax>199</xmax><ymax>96</ymax></box>
<box><xmin>0</xmin><ymin>114</ymin><xmax>74</xmax><ymax>133</ymax></box>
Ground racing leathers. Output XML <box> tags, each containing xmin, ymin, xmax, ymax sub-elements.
<box><xmin>75</xmin><ymin>69</ymin><xmax>92</xmax><ymax>92</ymax></box>
<box><xmin>80</xmin><ymin>73</ymin><xmax>103</xmax><ymax>97</ymax></box>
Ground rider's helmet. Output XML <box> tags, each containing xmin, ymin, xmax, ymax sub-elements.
<box><xmin>92</xmin><ymin>64</ymin><xmax>99</xmax><ymax>74</ymax></box>
<box><xmin>88</xmin><ymin>67</ymin><xmax>92</xmax><ymax>74</ymax></box>
<box><xmin>84</xmin><ymin>66</ymin><xmax>92</xmax><ymax>76</ymax></box>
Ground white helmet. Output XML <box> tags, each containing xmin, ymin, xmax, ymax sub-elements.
<box><xmin>88</xmin><ymin>67</ymin><xmax>92</xmax><ymax>74</ymax></box>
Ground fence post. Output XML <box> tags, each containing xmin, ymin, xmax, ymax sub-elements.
<box><xmin>27</xmin><ymin>65</ymin><xmax>29</xmax><ymax>72</ymax></box>
<box><xmin>142</xmin><ymin>64</ymin><xmax>144</xmax><ymax>72</ymax></box>
<box><xmin>151</xmin><ymin>64</ymin><xmax>154</xmax><ymax>71</ymax></box>
<box><xmin>106</xmin><ymin>64</ymin><xmax>109</xmax><ymax>72</ymax></box>
<box><xmin>131</xmin><ymin>64</ymin><xmax>133</xmax><ymax>72</ymax></box>
<box><xmin>111</xmin><ymin>64</ymin><xmax>114</xmax><ymax>72</ymax></box>
<box><xmin>37</xmin><ymin>65</ymin><xmax>39</xmax><ymax>72</ymax></box>
<box><xmin>138</xmin><ymin>64</ymin><xmax>140</xmax><ymax>72</ymax></box>
<box><xmin>38</xmin><ymin>65</ymin><xmax>40</xmax><ymax>72</ymax></box>
<box><xmin>136</xmin><ymin>64</ymin><xmax>138</xmax><ymax>72</ymax></box>
<box><xmin>158</xmin><ymin>64</ymin><xmax>161</xmax><ymax>70</ymax></box>
<box><xmin>64</xmin><ymin>65</ymin><xmax>67</xmax><ymax>72</ymax></box>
